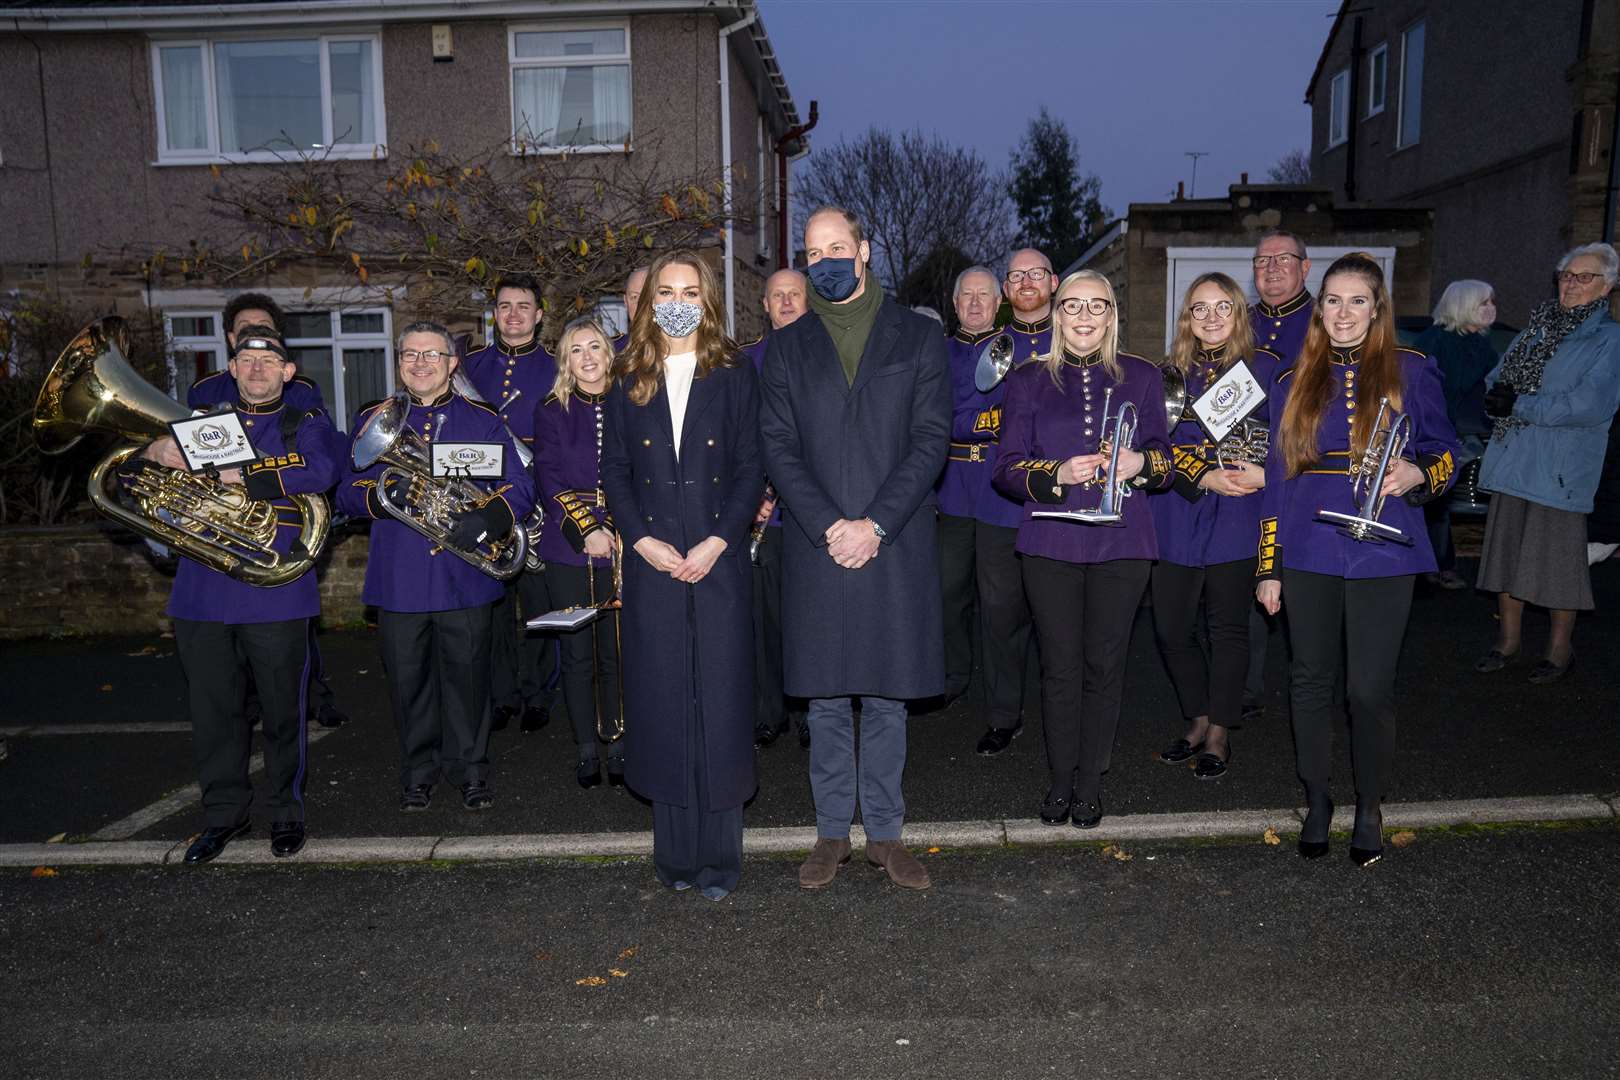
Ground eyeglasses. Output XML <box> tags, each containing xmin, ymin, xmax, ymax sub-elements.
<box><xmin>1190</xmin><ymin>300</ymin><xmax>1236</xmax><ymax>320</ymax></box>
<box><xmin>1252</xmin><ymin>253</ymin><xmax>1303</xmax><ymax>269</ymax></box>
<box><xmin>1005</xmin><ymin>268</ymin><xmax>1052</xmax><ymax>284</ymax></box>
<box><xmin>1557</xmin><ymin>271</ymin><xmax>1605</xmax><ymax>286</ymax></box>
<box><xmin>400</xmin><ymin>349</ymin><xmax>451</xmax><ymax>364</ymax></box>
<box><xmin>1056</xmin><ymin>297</ymin><xmax>1113</xmax><ymax>317</ymax></box>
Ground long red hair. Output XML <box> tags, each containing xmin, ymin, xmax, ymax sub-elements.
<box><xmin>1278</xmin><ymin>253</ymin><xmax>1403</xmax><ymax>477</ymax></box>
<box><xmin>616</xmin><ymin>250</ymin><xmax>739</xmax><ymax>406</ymax></box>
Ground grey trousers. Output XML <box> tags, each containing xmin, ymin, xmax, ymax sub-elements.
<box><xmin>807</xmin><ymin>695</ymin><xmax>907</xmax><ymax>841</ymax></box>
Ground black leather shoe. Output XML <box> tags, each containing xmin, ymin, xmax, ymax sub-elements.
<box><xmin>184</xmin><ymin>819</ymin><xmax>250</xmax><ymax>865</ymax></box>
<box><xmin>1193</xmin><ymin>750</ymin><xmax>1229</xmax><ymax>780</ymax></box>
<box><xmin>520</xmin><ymin>704</ymin><xmax>550</xmax><ymax>732</ymax></box>
<box><xmin>491</xmin><ymin>704</ymin><xmax>518</xmax><ymax>731</ymax></box>
<box><xmin>270</xmin><ymin>822</ymin><xmax>306</xmax><ymax>858</ymax></box>
<box><xmin>1527</xmin><ymin>653</ymin><xmax>1574</xmax><ymax>684</ymax></box>
<box><xmin>1158</xmin><ymin>738</ymin><xmax>1204</xmax><ymax>764</ymax></box>
<box><xmin>314</xmin><ymin>703</ymin><xmax>348</xmax><ymax>728</ymax></box>
<box><xmin>1072</xmin><ymin>798</ymin><xmax>1103</xmax><ymax>830</ymax></box>
<box><xmin>462</xmin><ymin>782</ymin><xmax>494</xmax><ymax>810</ymax></box>
<box><xmin>606</xmin><ymin>757</ymin><xmax>626</xmax><ymax>787</ymax></box>
<box><xmin>1473</xmin><ymin>648</ymin><xmax>1519</xmax><ymax>674</ymax></box>
<box><xmin>798</xmin><ymin>725</ymin><xmax>811</xmax><ymax>750</ymax></box>
<box><xmin>1240</xmin><ymin>703</ymin><xmax>1265</xmax><ymax>725</ymax></box>
<box><xmin>577</xmin><ymin>758</ymin><xmax>603</xmax><ymax>789</ymax></box>
<box><xmin>1039</xmin><ymin>788</ymin><xmax>1071</xmax><ymax>825</ymax></box>
<box><xmin>400</xmin><ymin>784</ymin><xmax>433</xmax><ymax>812</ymax></box>
<box><xmin>976</xmin><ymin>725</ymin><xmax>1022</xmax><ymax>756</ymax></box>
<box><xmin>754</xmin><ymin>721</ymin><xmax>788</xmax><ymax>748</ymax></box>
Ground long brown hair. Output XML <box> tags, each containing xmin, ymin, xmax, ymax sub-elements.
<box><xmin>1278</xmin><ymin>252</ymin><xmax>1403</xmax><ymax>477</ymax></box>
<box><xmin>1167</xmin><ymin>272</ymin><xmax>1256</xmax><ymax>376</ymax></box>
<box><xmin>616</xmin><ymin>249</ymin><xmax>739</xmax><ymax>406</ymax></box>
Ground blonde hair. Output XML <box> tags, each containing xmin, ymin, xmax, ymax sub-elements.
<box><xmin>1042</xmin><ymin>269</ymin><xmax>1122</xmax><ymax>386</ymax></box>
<box><xmin>550</xmin><ymin>317</ymin><xmax>616</xmax><ymax>412</ymax></box>
<box><xmin>1167</xmin><ymin>272</ymin><xmax>1257</xmax><ymax>376</ymax></box>
<box><xmin>1430</xmin><ymin>279</ymin><xmax>1494</xmax><ymax>334</ymax></box>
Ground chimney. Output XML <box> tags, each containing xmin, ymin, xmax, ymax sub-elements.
<box><xmin>1240</xmin><ymin>171</ymin><xmax>1249</xmax><ymax>184</ymax></box>
<box><xmin>1176</xmin><ymin>181</ymin><xmax>1185</xmax><ymax>200</ymax></box>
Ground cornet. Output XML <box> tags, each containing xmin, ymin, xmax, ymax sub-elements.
<box><xmin>1031</xmin><ymin>386</ymin><xmax>1139</xmax><ymax>526</ymax></box>
<box><xmin>1316</xmin><ymin>397</ymin><xmax>1414</xmax><ymax>545</ymax></box>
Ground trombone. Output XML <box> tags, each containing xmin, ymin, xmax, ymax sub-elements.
<box><xmin>1031</xmin><ymin>386</ymin><xmax>1139</xmax><ymax>526</ymax></box>
<box><xmin>1316</xmin><ymin>396</ymin><xmax>1415</xmax><ymax>545</ymax></box>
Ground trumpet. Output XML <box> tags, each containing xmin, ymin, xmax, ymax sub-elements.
<box><xmin>1031</xmin><ymin>386</ymin><xmax>1139</xmax><ymax>526</ymax></box>
<box><xmin>1316</xmin><ymin>397</ymin><xmax>1414</xmax><ymax>545</ymax></box>
<box><xmin>351</xmin><ymin>393</ymin><xmax>529</xmax><ymax>578</ymax></box>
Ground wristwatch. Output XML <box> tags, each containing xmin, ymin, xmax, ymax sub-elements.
<box><xmin>870</xmin><ymin>519</ymin><xmax>887</xmax><ymax>540</ymax></box>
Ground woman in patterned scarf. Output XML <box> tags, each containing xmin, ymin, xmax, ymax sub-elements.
<box><xmin>1475</xmin><ymin>242</ymin><xmax>1620</xmax><ymax>683</ymax></box>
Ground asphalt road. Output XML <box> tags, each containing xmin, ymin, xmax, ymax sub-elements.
<box><xmin>2</xmin><ymin>822</ymin><xmax>1615</xmax><ymax>1079</ymax></box>
<box><xmin>2</xmin><ymin>558</ymin><xmax>1617</xmax><ymax>845</ymax></box>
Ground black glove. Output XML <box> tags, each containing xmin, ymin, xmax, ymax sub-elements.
<box><xmin>1483</xmin><ymin>383</ymin><xmax>1519</xmax><ymax>419</ymax></box>
<box><xmin>447</xmin><ymin>499</ymin><xmax>515</xmax><ymax>551</ymax></box>
<box><xmin>365</xmin><ymin>474</ymin><xmax>409</xmax><ymax>518</ymax></box>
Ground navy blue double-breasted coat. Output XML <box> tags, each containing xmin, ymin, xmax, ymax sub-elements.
<box><xmin>759</xmin><ymin>297</ymin><xmax>951</xmax><ymax>700</ymax></box>
<box><xmin>599</xmin><ymin>358</ymin><xmax>765</xmax><ymax>810</ymax></box>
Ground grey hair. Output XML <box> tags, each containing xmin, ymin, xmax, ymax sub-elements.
<box><xmin>396</xmin><ymin>320</ymin><xmax>456</xmax><ymax>356</ymax></box>
<box><xmin>1557</xmin><ymin>242</ymin><xmax>1620</xmax><ymax>285</ymax></box>
<box><xmin>1430</xmin><ymin>279</ymin><xmax>1495</xmax><ymax>334</ymax></box>
<box><xmin>1255</xmin><ymin>227</ymin><xmax>1308</xmax><ymax>259</ymax></box>
<box><xmin>952</xmin><ymin>264</ymin><xmax>999</xmax><ymax>299</ymax></box>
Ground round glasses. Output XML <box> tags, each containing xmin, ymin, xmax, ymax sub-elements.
<box><xmin>1005</xmin><ymin>268</ymin><xmax>1053</xmax><ymax>284</ymax></box>
<box><xmin>1190</xmin><ymin>300</ymin><xmax>1236</xmax><ymax>320</ymax></box>
<box><xmin>1056</xmin><ymin>297</ymin><xmax>1113</xmax><ymax>317</ymax></box>
<box><xmin>1252</xmin><ymin>253</ymin><xmax>1302</xmax><ymax>269</ymax></box>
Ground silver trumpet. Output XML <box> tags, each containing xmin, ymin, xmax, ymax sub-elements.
<box><xmin>1316</xmin><ymin>396</ymin><xmax>1414</xmax><ymax>545</ymax></box>
<box><xmin>1031</xmin><ymin>386</ymin><xmax>1139</xmax><ymax>526</ymax></box>
<box><xmin>452</xmin><ymin>369</ymin><xmax>545</xmax><ymax>572</ymax></box>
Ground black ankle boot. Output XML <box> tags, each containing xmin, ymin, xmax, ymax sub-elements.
<box><xmin>1299</xmin><ymin>790</ymin><xmax>1333</xmax><ymax>860</ymax></box>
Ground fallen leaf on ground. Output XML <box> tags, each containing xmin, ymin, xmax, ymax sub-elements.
<box><xmin>609</xmin><ymin>969</ymin><xmax>629</xmax><ymax>978</ymax></box>
<box><xmin>1101</xmin><ymin>844</ymin><xmax>1133</xmax><ymax>862</ymax></box>
<box><xmin>47</xmin><ymin>832</ymin><xmax>66</xmax><ymax>844</ymax></box>
<box><xmin>616</xmin><ymin>946</ymin><xmax>637</xmax><ymax>961</ymax></box>
<box><xmin>31</xmin><ymin>866</ymin><xmax>59</xmax><ymax>878</ymax></box>
<box><xmin>1390</xmin><ymin>830</ymin><xmax>1417</xmax><ymax>848</ymax></box>
<box><xmin>125</xmin><ymin>645</ymin><xmax>157</xmax><ymax>656</ymax></box>
<box><xmin>926</xmin><ymin>846</ymin><xmax>941</xmax><ymax>854</ymax></box>
<box><xmin>533</xmin><ymin>951</ymin><xmax>552</xmax><ymax>962</ymax></box>
<box><xmin>575</xmin><ymin>975</ymin><xmax>607</xmax><ymax>987</ymax></box>
<box><xmin>99</xmin><ymin>685</ymin><xmax>114</xmax><ymax>692</ymax></box>
<box><xmin>1262</xmin><ymin>827</ymin><xmax>1281</xmax><ymax>846</ymax></box>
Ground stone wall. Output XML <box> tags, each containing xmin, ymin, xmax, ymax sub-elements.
<box><xmin>0</xmin><ymin>523</ymin><xmax>372</xmax><ymax>640</ymax></box>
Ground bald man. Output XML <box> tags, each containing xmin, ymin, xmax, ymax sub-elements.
<box><xmin>612</xmin><ymin>266</ymin><xmax>649</xmax><ymax>352</ymax></box>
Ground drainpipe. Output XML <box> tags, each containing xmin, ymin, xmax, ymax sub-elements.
<box><xmin>718</xmin><ymin>7</ymin><xmax>760</xmax><ymax>336</ymax></box>
<box><xmin>775</xmin><ymin>100</ymin><xmax>819</xmax><ymax>269</ymax></box>
<box><xmin>1345</xmin><ymin>16</ymin><xmax>1363</xmax><ymax>201</ymax></box>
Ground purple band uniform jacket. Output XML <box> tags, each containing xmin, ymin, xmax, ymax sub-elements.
<box><xmin>1250</xmin><ymin>292</ymin><xmax>1314</xmax><ymax>368</ymax></box>
<box><xmin>336</xmin><ymin>392</ymin><xmax>535</xmax><ymax>612</ymax></box>
<box><xmin>1257</xmin><ymin>345</ymin><xmax>1459</xmax><ymax>581</ymax></box>
<box><xmin>532</xmin><ymin>387</ymin><xmax>612</xmax><ymax>569</ymax></box>
<box><xmin>599</xmin><ymin>359</ymin><xmax>765</xmax><ymax>809</ymax></box>
<box><xmin>760</xmin><ymin>297</ymin><xmax>951</xmax><ymax>700</ymax></box>
<box><xmin>993</xmin><ymin>351</ymin><xmax>1174</xmax><ymax>564</ymax></box>
<box><xmin>1150</xmin><ymin>345</ymin><xmax>1280</xmax><ymax>568</ymax></box>
<box><xmin>167</xmin><ymin>395</ymin><xmax>343</xmax><ymax>622</ymax></box>
<box><xmin>742</xmin><ymin>335</ymin><xmax>782</xmax><ymax>528</ymax></box>
<box><xmin>461</xmin><ymin>336</ymin><xmax>554</xmax><ymax>445</ymax></box>
<box><xmin>189</xmin><ymin>370</ymin><xmax>325</xmax><ymax>415</ymax></box>
<box><xmin>939</xmin><ymin>317</ymin><xmax>1052</xmax><ymax>529</ymax></box>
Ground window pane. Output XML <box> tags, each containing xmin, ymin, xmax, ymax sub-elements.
<box><xmin>170</xmin><ymin>347</ymin><xmax>218</xmax><ymax>403</ymax></box>
<box><xmin>515</xmin><ymin>63</ymin><xmax>630</xmax><ymax>145</ymax></box>
<box><xmin>341</xmin><ymin>348</ymin><xmax>390</xmax><ymax>424</ymax></box>
<box><xmin>1369</xmin><ymin>50</ymin><xmax>1386</xmax><ymax>110</ymax></box>
<box><xmin>1330</xmin><ymin>71</ymin><xmax>1348</xmax><ymax>144</ymax></box>
<box><xmin>1400</xmin><ymin>23</ymin><xmax>1425</xmax><ymax>146</ymax></box>
<box><xmin>328</xmin><ymin>40</ymin><xmax>376</xmax><ymax>145</ymax></box>
<box><xmin>283</xmin><ymin>311</ymin><xmax>332</xmax><ymax>338</ymax></box>
<box><xmin>170</xmin><ymin>315</ymin><xmax>216</xmax><ymax>338</ymax></box>
<box><xmin>513</xmin><ymin>29</ymin><xmax>626</xmax><ymax>59</ymax></box>
<box><xmin>160</xmin><ymin>46</ymin><xmax>209</xmax><ymax>152</ymax></box>
<box><xmin>289</xmin><ymin>346</ymin><xmax>336</xmax><ymax>414</ymax></box>
<box><xmin>339</xmin><ymin>311</ymin><xmax>385</xmax><ymax>335</ymax></box>
<box><xmin>214</xmin><ymin>39</ymin><xmax>322</xmax><ymax>154</ymax></box>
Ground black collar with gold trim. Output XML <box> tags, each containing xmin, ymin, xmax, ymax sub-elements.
<box><xmin>408</xmin><ymin>389</ymin><xmax>454</xmax><ymax>408</ymax></box>
<box><xmin>1256</xmin><ymin>290</ymin><xmax>1312</xmax><ymax>319</ymax></box>
<box><xmin>573</xmin><ymin>386</ymin><xmax>610</xmax><ymax>404</ymax></box>
<box><xmin>497</xmin><ymin>335</ymin><xmax>543</xmax><ymax>359</ymax></box>
<box><xmin>1010</xmin><ymin>314</ymin><xmax>1052</xmax><ymax>335</ymax></box>
<box><xmin>953</xmin><ymin>326</ymin><xmax>1000</xmax><ymax>346</ymax></box>
<box><xmin>1195</xmin><ymin>343</ymin><xmax>1229</xmax><ymax>366</ymax></box>
<box><xmin>1061</xmin><ymin>350</ymin><xmax>1103</xmax><ymax>368</ymax></box>
<box><xmin>235</xmin><ymin>394</ymin><xmax>285</xmax><ymax>415</ymax></box>
<box><xmin>1329</xmin><ymin>343</ymin><xmax>1365</xmax><ymax>366</ymax></box>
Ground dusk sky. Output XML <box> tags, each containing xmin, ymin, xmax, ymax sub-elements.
<box><xmin>760</xmin><ymin>0</ymin><xmax>1341</xmax><ymax>219</ymax></box>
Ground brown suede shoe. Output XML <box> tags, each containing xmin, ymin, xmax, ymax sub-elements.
<box><xmin>798</xmin><ymin>837</ymin><xmax>852</xmax><ymax>889</ymax></box>
<box><xmin>865</xmin><ymin>840</ymin><xmax>932</xmax><ymax>890</ymax></box>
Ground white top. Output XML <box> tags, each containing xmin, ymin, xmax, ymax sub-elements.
<box><xmin>664</xmin><ymin>350</ymin><xmax>698</xmax><ymax>458</ymax></box>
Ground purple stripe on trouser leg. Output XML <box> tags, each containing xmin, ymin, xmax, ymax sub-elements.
<box><xmin>293</xmin><ymin>617</ymin><xmax>312</xmax><ymax>807</ymax></box>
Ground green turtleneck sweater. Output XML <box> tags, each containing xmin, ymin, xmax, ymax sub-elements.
<box><xmin>807</xmin><ymin>271</ymin><xmax>884</xmax><ymax>386</ymax></box>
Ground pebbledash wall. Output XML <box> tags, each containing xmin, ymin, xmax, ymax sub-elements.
<box><xmin>0</xmin><ymin>525</ymin><xmax>372</xmax><ymax>640</ymax></box>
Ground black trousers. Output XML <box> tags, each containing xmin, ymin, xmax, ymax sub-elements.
<box><xmin>1282</xmin><ymin>569</ymin><xmax>1413</xmax><ymax>805</ymax></box>
<box><xmin>938</xmin><ymin>511</ymin><xmax>978</xmax><ymax>697</ymax></box>
<box><xmin>379</xmin><ymin>604</ymin><xmax>495</xmax><ymax>790</ymax></box>
<box><xmin>490</xmin><ymin>567</ymin><xmax>558</xmax><ymax>710</ymax></box>
<box><xmin>976</xmin><ymin>521</ymin><xmax>1034</xmax><ymax>730</ymax></box>
<box><xmin>1150</xmin><ymin>558</ymin><xmax>1252</xmax><ymax>728</ymax></box>
<box><xmin>174</xmin><ymin>617</ymin><xmax>310</xmax><ymax>827</ymax></box>
<box><xmin>750</xmin><ymin>525</ymin><xmax>805</xmax><ymax>733</ymax></box>
<box><xmin>1022</xmin><ymin>556</ymin><xmax>1151</xmax><ymax>801</ymax></box>
<box><xmin>546</xmin><ymin>561</ymin><xmax>623</xmax><ymax>761</ymax></box>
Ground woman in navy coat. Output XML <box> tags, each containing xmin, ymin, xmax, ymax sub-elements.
<box><xmin>599</xmin><ymin>250</ymin><xmax>766</xmax><ymax>900</ymax></box>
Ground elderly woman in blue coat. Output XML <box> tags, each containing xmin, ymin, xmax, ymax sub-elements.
<box><xmin>1475</xmin><ymin>242</ymin><xmax>1620</xmax><ymax>683</ymax></box>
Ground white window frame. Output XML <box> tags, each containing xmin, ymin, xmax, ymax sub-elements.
<box><xmin>507</xmin><ymin>20</ymin><xmax>633</xmax><ymax>156</ymax></box>
<box><xmin>150</xmin><ymin>31</ymin><xmax>388</xmax><ymax>166</ymax></box>
<box><xmin>1366</xmin><ymin>42</ymin><xmax>1388</xmax><ymax>117</ymax></box>
<box><xmin>1326</xmin><ymin>67</ymin><xmax>1350</xmax><ymax>149</ymax></box>
<box><xmin>757</xmin><ymin>115</ymin><xmax>772</xmax><ymax>262</ymax></box>
<box><xmin>164</xmin><ymin>310</ymin><xmax>228</xmax><ymax>400</ymax></box>
<box><xmin>288</xmin><ymin>308</ymin><xmax>395</xmax><ymax>425</ymax></box>
<box><xmin>1396</xmin><ymin>20</ymin><xmax>1425</xmax><ymax>149</ymax></box>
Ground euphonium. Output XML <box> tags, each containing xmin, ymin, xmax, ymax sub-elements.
<box><xmin>451</xmin><ymin>368</ymin><xmax>545</xmax><ymax>572</ymax></box>
<box><xmin>32</xmin><ymin>317</ymin><xmax>328</xmax><ymax>587</ymax></box>
<box><xmin>1215</xmin><ymin>417</ymin><xmax>1271</xmax><ymax>468</ymax></box>
<box><xmin>1316</xmin><ymin>396</ymin><xmax>1414</xmax><ymax>544</ymax></box>
<box><xmin>350</xmin><ymin>392</ymin><xmax>528</xmax><ymax>579</ymax></box>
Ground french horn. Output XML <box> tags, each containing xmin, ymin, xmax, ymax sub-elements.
<box><xmin>32</xmin><ymin>317</ymin><xmax>328</xmax><ymax>587</ymax></box>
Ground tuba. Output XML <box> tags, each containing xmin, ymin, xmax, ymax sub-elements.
<box><xmin>451</xmin><ymin>368</ymin><xmax>544</xmax><ymax>572</ymax></box>
<box><xmin>1161</xmin><ymin>365</ymin><xmax>1191</xmax><ymax>428</ymax></box>
<box><xmin>32</xmin><ymin>317</ymin><xmax>328</xmax><ymax>587</ymax></box>
<box><xmin>350</xmin><ymin>392</ymin><xmax>528</xmax><ymax>579</ymax></box>
<box><xmin>1316</xmin><ymin>397</ymin><xmax>1414</xmax><ymax>545</ymax></box>
<box><xmin>1030</xmin><ymin>386</ymin><xmax>1139</xmax><ymax>526</ymax></box>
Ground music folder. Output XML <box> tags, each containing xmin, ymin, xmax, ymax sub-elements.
<box><xmin>526</xmin><ymin>607</ymin><xmax>602</xmax><ymax>631</ymax></box>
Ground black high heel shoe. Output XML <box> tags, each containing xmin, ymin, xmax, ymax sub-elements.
<box><xmin>1298</xmin><ymin>793</ymin><xmax>1333</xmax><ymax>860</ymax></box>
<box><xmin>1349</xmin><ymin>801</ymin><xmax>1383</xmax><ymax>868</ymax></box>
